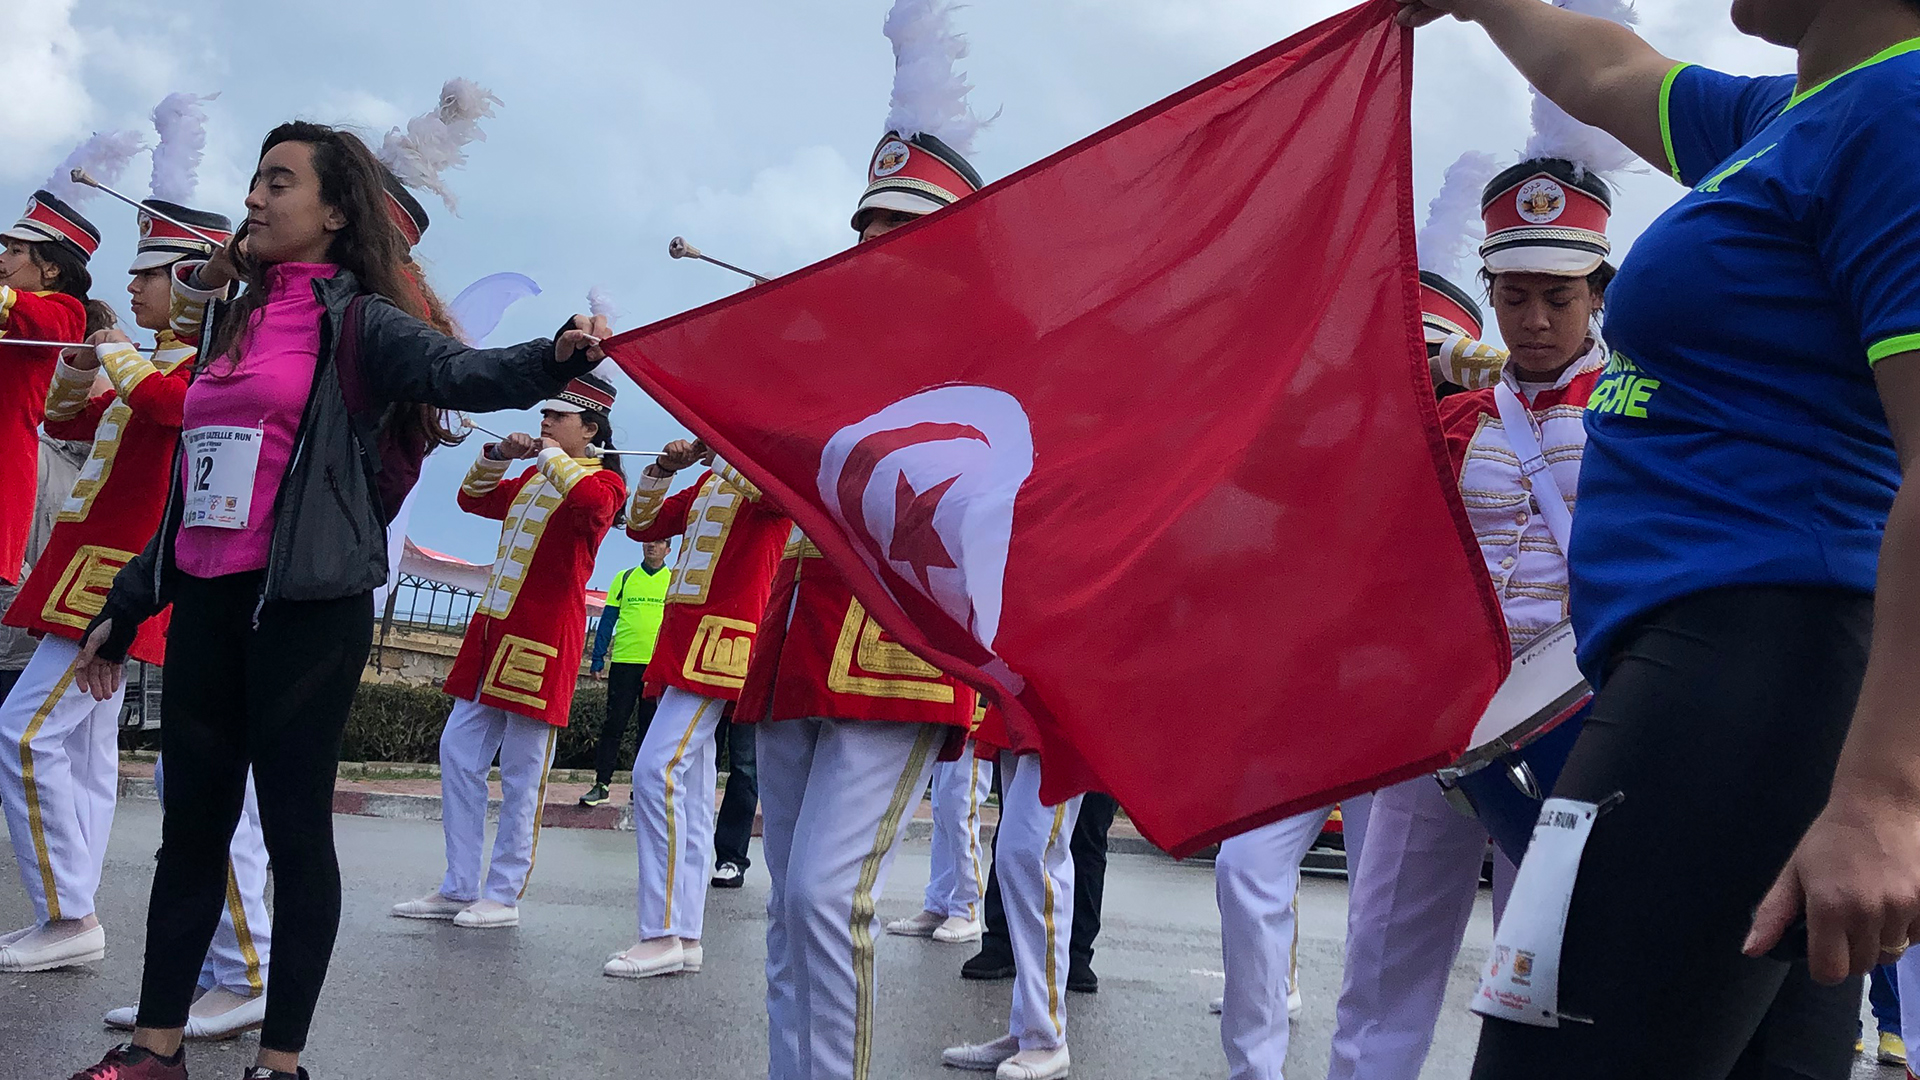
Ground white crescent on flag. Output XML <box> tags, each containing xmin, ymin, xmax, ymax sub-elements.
<box><xmin>817</xmin><ymin>385</ymin><xmax>1033</xmax><ymax>684</ymax></box>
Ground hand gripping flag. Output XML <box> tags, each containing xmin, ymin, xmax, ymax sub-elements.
<box><xmin>606</xmin><ymin>0</ymin><xmax>1510</xmax><ymax>857</ymax></box>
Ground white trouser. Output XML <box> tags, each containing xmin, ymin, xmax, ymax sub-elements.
<box><xmin>155</xmin><ymin>756</ymin><xmax>272</xmax><ymax>995</ymax></box>
<box><xmin>1216</xmin><ymin>805</ymin><xmax>1340</xmax><ymax>1080</ymax></box>
<box><xmin>1898</xmin><ymin>949</ymin><xmax>1920</xmax><ymax>1071</ymax></box>
<box><xmin>633</xmin><ymin>686</ymin><xmax>725</xmax><ymax>940</ymax></box>
<box><xmin>0</xmin><ymin>636</ymin><xmax>127</xmax><ymax>923</ymax></box>
<box><xmin>1326</xmin><ymin>776</ymin><xmax>1514</xmax><ymax>1080</ymax></box>
<box><xmin>997</xmin><ymin>751</ymin><xmax>1082</xmax><ymax>1051</ymax></box>
<box><xmin>760</xmin><ymin>716</ymin><xmax>944</xmax><ymax>1080</ymax></box>
<box><xmin>925</xmin><ymin>744</ymin><xmax>991</xmax><ymax>920</ymax></box>
<box><xmin>437</xmin><ymin>697</ymin><xmax>559</xmax><ymax>905</ymax></box>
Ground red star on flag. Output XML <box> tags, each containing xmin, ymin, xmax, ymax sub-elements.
<box><xmin>890</xmin><ymin>472</ymin><xmax>960</xmax><ymax>591</ymax></box>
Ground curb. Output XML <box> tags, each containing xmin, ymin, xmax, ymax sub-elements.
<box><xmin>115</xmin><ymin>777</ymin><xmax>1174</xmax><ymax>858</ymax></box>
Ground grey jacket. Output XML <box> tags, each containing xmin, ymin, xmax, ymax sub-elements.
<box><xmin>92</xmin><ymin>269</ymin><xmax>596</xmax><ymax>660</ymax></box>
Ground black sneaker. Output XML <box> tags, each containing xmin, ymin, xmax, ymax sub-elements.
<box><xmin>711</xmin><ymin>862</ymin><xmax>745</xmax><ymax>889</ymax></box>
<box><xmin>578</xmin><ymin>783</ymin><xmax>611</xmax><ymax>808</ymax></box>
<box><xmin>961</xmin><ymin>947</ymin><xmax>1017</xmax><ymax>981</ymax></box>
<box><xmin>1068</xmin><ymin>957</ymin><xmax>1099</xmax><ymax>994</ymax></box>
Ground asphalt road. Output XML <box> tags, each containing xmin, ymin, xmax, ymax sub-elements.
<box><xmin>0</xmin><ymin>800</ymin><xmax>1895</xmax><ymax>1079</ymax></box>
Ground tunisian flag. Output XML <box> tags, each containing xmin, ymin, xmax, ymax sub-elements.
<box><xmin>607</xmin><ymin>1</ymin><xmax>1509</xmax><ymax>857</ymax></box>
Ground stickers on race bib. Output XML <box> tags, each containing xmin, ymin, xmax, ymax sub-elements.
<box><xmin>1472</xmin><ymin>797</ymin><xmax>1602</xmax><ymax>1027</ymax></box>
<box><xmin>183</xmin><ymin>425</ymin><xmax>265</xmax><ymax>530</ymax></box>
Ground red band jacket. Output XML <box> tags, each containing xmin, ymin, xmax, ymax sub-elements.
<box><xmin>443</xmin><ymin>447</ymin><xmax>625</xmax><ymax>725</ymax></box>
<box><xmin>4</xmin><ymin>336</ymin><xmax>195</xmax><ymax>662</ymax></box>
<box><xmin>625</xmin><ymin>460</ymin><xmax>789</xmax><ymax>703</ymax></box>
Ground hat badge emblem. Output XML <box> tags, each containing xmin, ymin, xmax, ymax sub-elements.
<box><xmin>874</xmin><ymin>140</ymin><xmax>913</xmax><ymax>178</ymax></box>
<box><xmin>139</xmin><ymin>214</ymin><xmax>154</xmax><ymax>239</ymax></box>
<box><xmin>1515</xmin><ymin>178</ymin><xmax>1567</xmax><ymax>225</ymax></box>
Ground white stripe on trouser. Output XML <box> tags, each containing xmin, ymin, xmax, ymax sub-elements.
<box><xmin>437</xmin><ymin>697</ymin><xmax>560</xmax><ymax>905</ymax></box>
<box><xmin>760</xmin><ymin>717</ymin><xmax>943</xmax><ymax>1080</ymax></box>
<box><xmin>997</xmin><ymin>752</ymin><xmax>1082</xmax><ymax>1052</ymax></box>
<box><xmin>155</xmin><ymin>757</ymin><xmax>272</xmax><ymax>995</ymax></box>
<box><xmin>632</xmin><ymin>686</ymin><xmax>724</xmax><ymax>940</ymax></box>
<box><xmin>0</xmin><ymin>635</ymin><xmax>127</xmax><ymax>922</ymax></box>
<box><xmin>924</xmin><ymin>744</ymin><xmax>991</xmax><ymax>919</ymax></box>
<box><xmin>1325</xmin><ymin>777</ymin><xmax>1514</xmax><ymax>1080</ymax></box>
<box><xmin>1216</xmin><ymin>806</ymin><xmax>1335</xmax><ymax>1080</ymax></box>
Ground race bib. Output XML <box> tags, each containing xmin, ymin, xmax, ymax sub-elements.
<box><xmin>183</xmin><ymin>426</ymin><xmax>264</xmax><ymax>530</ymax></box>
<box><xmin>1471</xmin><ymin>797</ymin><xmax>1601</xmax><ymax>1027</ymax></box>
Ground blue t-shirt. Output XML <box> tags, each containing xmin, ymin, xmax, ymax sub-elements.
<box><xmin>1570</xmin><ymin>42</ymin><xmax>1920</xmax><ymax>682</ymax></box>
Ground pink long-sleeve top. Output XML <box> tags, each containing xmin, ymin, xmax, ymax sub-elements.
<box><xmin>174</xmin><ymin>262</ymin><xmax>336</xmax><ymax>578</ymax></box>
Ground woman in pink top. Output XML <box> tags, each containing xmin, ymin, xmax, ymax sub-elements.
<box><xmin>60</xmin><ymin>122</ymin><xmax>611</xmax><ymax>1080</ymax></box>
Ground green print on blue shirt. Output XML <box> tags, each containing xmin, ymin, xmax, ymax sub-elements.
<box><xmin>1585</xmin><ymin>352</ymin><xmax>1661</xmax><ymax>419</ymax></box>
<box><xmin>1697</xmin><ymin>143</ymin><xmax>1776</xmax><ymax>193</ymax></box>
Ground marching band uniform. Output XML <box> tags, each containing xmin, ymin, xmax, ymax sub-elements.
<box><xmin>0</xmin><ymin>191</ymin><xmax>136</xmax><ymax>974</ymax></box>
<box><xmin>604</xmin><ymin>459</ymin><xmax>787</xmax><ymax>978</ymax></box>
<box><xmin>942</xmin><ymin>707</ymin><xmax>1081</xmax><ymax>1078</ymax></box>
<box><xmin>0</xmin><ymin>191</ymin><xmax>94</xmax><ymax>585</ymax></box>
<box><xmin>1327</xmin><ymin>158</ymin><xmax>1610</xmax><ymax>1080</ymax></box>
<box><xmin>887</xmin><ymin>709</ymin><xmax>991</xmax><ymax>943</ymax></box>
<box><xmin>396</xmin><ymin>374</ymin><xmax>624</xmax><ymax>928</ymax></box>
<box><xmin>743</xmin><ymin>516</ymin><xmax>975</xmax><ymax>1080</ymax></box>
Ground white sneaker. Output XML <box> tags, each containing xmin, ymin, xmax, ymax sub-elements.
<box><xmin>1288</xmin><ymin>985</ymin><xmax>1303</xmax><ymax>1016</ymax></box>
<box><xmin>391</xmin><ymin>892</ymin><xmax>469</xmax><ymax>920</ymax></box>
<box><xmin>887</xmin><ymin>910</ymin><xmax>946</xmax><ymax>937</ymax></box>
<box><xmin>604</xmin><ymin>938</ymin><xmax>686</xmax><ymax>979</ymax></box>
<box><xmin>997</xmin><ymin>1045</ymin><xmax>1071</xmax><ymax>1080</ymax></box>
<box><xmin>453</xmin><ymin>900</ymin><xmax>519</xmax><ymax>928</ymax></box>
<box><xmin>185</xmin><ymin>988</ymin><xmax>266</xmax><ymax>1040</ymax></box>
<box><xmin>942</xmin><ymin>1033</ymin><xmax>1020</xmax><ymax>1071</ymax></box>
<box><xmin>1207</xmin><ymin>996</ymin><xmax>1223</xmax><ymax>1015</ymax></box>
<box><xmin>103</xmin><ymin>1005</ymin><xmax>138</xmax><ymax>1031</ymax></box>
<box><xmin>0</xmin><ymin>922</ymin><xmax>105</xmax><ymax>971</ymax></box>
<box><xmin>933</xmin><ymin>915</ymin><xmax>984</xmax><ymax>943</ymax></box>
<box><xmin>681</xmin><ymin>942</ymin><xmax>704</xmax><ymax>973</ymax></box>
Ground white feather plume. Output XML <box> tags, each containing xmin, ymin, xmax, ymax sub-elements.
<box><xmin>587</xmin><ymin>286</ymin><xmax>617</xmax><ymax>324</ymax></box>
<box><xmin>376</xmin><ymin>77</ymin><xmax>503</xmax><ymax>214</ymax></box>
<box><xmin>44</xmin><ymin>131</ymin><xmax>151</xmax><ymax>206</ymax></box>
<box><xmin>1418</xmin><ymin>151</ymin><xmax>1503</xmax><ymax>280</ymax></box>
<box><xmin>883</xmin><ymin>0</ymin><xmax>987</xmax><ymax>153</ymax></box>
<box><xmin>1522</xmin><ymin>0</ymin><xmax>1640</xmax><ymax>176</ymax></box>
<box><xmin>149</xmin><ymin>92</ymin><xmax>219</xmax><ymax>203</ymax></box>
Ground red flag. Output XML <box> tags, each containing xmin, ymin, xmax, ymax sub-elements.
<box><xmin>607</xmin><ymin>0</ymin><xmax>1509</xmax><ymax>857</ymax></box>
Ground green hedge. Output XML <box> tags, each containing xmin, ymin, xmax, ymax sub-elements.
<box><xmin>342</xmin><ymin>682</ymin><xmax>626</xmax><ymax>770</ymax></box>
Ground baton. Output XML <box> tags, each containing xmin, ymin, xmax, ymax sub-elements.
<box><xmin>69</xmin><ymin>168</ymin><xmax>229</xmax><ymax>247</ymax></box>
<box><xmin>668</xmin><ymin>237</ymin><xmax>770</xmax><ymax>285</ymax></box>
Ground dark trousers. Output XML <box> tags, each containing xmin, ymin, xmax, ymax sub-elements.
<box><xmin>592</xmin><ymin>661</ymin><xmax>657</xmax><ymax>785</ymax></box>
<box><xmin>1870</xmin><ymin>964</ymin><xmax>1901</xmax><ymax>1037</ymax></box>
<box><xmin>137</xmin><ymin>571</ymin><xmax>374</xmax><ymax>1053</ymax></box>
<box><xmin>1473</xmin><ymin>586</ymin><xmax>1871</xmax><ymax>1080</ymax></box>
<box><xmin>712</xmin><ymin>716</ymin><xmax>758</xmax><ymax>870</ymax></box>
<box><xmin>981</xmin><ymin>778</ymin><xmax>1117</xmax><ymax>966</ymax></box>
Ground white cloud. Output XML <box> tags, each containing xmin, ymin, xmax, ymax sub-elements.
<box><xmin>0</xmin><ymin>2</ymin><xmax>93</xmax><ymax>178</ymax></box>
<box><xmin>675</xmin><ymin>144</ymin><xmax>865</xmax><ymax>276</ymax></box>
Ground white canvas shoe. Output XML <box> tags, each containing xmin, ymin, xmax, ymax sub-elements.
<box><xmin>185</xmin><ymin>988</ymin><xmax>266</xmax><ymax>1040</ymax></box>
<box><xmin>933</xmin><ymin>915</ymin><xmax>984</xmax><ymax>943</ymax></box>
<box><xmin>942</xmin><ymin>1034</ymin><xmax>1020</xmax><ymax>1071</ymax></box>
<box><xmin>1288</xmin><ymin>985</ymin><xmax>1303</xmax><ymax>1016</ymax></box>
<box><xmin>604</xmin><ymin>938</ymin><xmax>686</xmax><ymax>979</ymax></box>
<box><xmin>997</xmin><ymin>1045</ymin><xmax>1071</xmax><ymax>1080</ymax></box>
<box><xmin>887</xmin><ymin>910</ymin><xmax>946</xmax><ymax>937</ymax></box>
<box><xmin>102</xmin><ymin>1006</ymin><xmax>138</xmax><ymax>1031</ymax></box>
<box><xmin>681</xmin><ymin>943</ymin><xmax>704</xmax><ymax>973</ymax></box>
<box><xmin>391</xmin><ymin>892</ymin><xmax>469</xmax><ymax>920</ymax></box>
<box><xmin>0</xmin><ymin>922</ymin><xmax>105</xmax><ymax>972</ymax></box>
<box><xmin>453</xmin><ymin>900</ymin><xmax>520</xmax><ymax>928</ymax></box>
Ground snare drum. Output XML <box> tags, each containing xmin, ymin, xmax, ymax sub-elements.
<box><xmin>1436</xmin><ymin>621</ymin><xmax>1593</xmax><ymax>863</ymax></box>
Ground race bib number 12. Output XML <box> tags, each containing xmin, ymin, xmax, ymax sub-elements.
<box><xmin>183</xmin><ymin>425</ymin><xmax>264</xmax><ymax>530</ymax></box>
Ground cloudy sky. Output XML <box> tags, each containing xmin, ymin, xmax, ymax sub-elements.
<box><xmin>2</xmin><ymin>0</ymin><xmax>1791</xmax><ymax>588</ymax></box>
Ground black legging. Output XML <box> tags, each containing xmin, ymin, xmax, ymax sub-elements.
<box><xmin>592</xmin><ymin>661</ymin><xmax>658</xmax><ymax>786</ymax></box>
<box><xmin>136</xmin><ymin>571</ymin><xmax>373</xmax><ymax>1053</ymax></box>
<box><xmin>1472</xmin><ymin>585</ymin><xmax>1870</xmax><ymax>1080</ymax></box>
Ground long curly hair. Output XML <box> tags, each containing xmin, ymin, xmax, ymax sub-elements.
<box><xmin>212</xmin><ymin>121</ymin><xmax>464</xmax><ymax>449</ymax></box>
